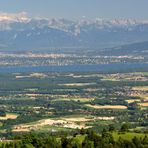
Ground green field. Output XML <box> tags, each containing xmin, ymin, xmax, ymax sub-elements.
<box><xmin>112</xmin><ymin>132</ymin><xmax>148</xmax><ymax>141</ymax></box>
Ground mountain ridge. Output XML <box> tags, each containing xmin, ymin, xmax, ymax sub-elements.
<box><xmin>1</xmin><ymin>13</ymin><xmax>148</xmax><ymax>50</ymax></box>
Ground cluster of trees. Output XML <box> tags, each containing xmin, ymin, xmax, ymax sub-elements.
<box><xmin>81</xmin><ymin>130</ymin><xmax>148</xmax><ymax>148</ymax></box>
<box><xmin>0</xmin><ymin>125</ymin><xmax>148</xmax><ymax>148</ymax></box>
<box><xmin>0</xmin><ymin>110</ymin><xmax>6</xmax><ymax>117</ymax></box>
<box><xmin>1</xmin><ymin>132</ymin><xmax>148</xmax><ymax>148</ymax></box>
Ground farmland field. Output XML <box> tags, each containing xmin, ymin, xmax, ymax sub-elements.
<box><xmin>112</xmin><ymin>132</ymin><xmax>148</xmax><ymax>141</ymax></box>
<box><xmin>0</xmin><ymin>71</ymin><xmax>147</xmax><ymax>136</ymax></box>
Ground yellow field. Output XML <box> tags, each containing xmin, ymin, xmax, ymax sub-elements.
<box><xmin>15</xmin><ymin>73</ymin><xmax>47</xmax><ymax>79</ymax></box>
<box><xmin>138</xmin><ymin>102</ymin><xmax>148</xmax><ymax>107</ymax></box>
<box><xmin>53</xmin><ymin>97</ymin><xmax>94</xmax><ymax>102</ymax></box>
<box><xmin>86</xmin><ymin>104</ymin><xmax>127</xmax><ymax>109</ymax></box>
<box><xmin>15</xmin><ymin>75</ymin><xmax>30</xmax><ymax>79</ymax></box>
<box><xmin>140</xmin><ymin>95</ymin><xmax>148</xmax><ymax>101</ymax></box>
<box><xmin>71</xmin><ymin>74</ymin><xmax>101</xmax><ymax>78</ymax></box>
<box><xmin>0</xmin><ymin>113</ymin><xmax>18</xmax><ymax>120</ymax></box>
<box><xmin>132</xmin><ymin>86</ymin><xmax>148</xmax><ymax>91</ymax></box>
<box><xmin>101</xmin><ymin>78</ymin><xmax>120</xmax><ymax>81</ymax></box>
<box><xmin>83</xmin><ymin>88</ymin><xmax>100</xmax><ymax>92</ymax></box>
<box><xmin>126</xmin><ymin>99</ymin><xmax>140</xmax><ymax>103</ymax></box>
<box><xmin>30</xmin><ymin>73</ymin><xmax>47</xmax><ymax>78</ymax></box>
<box><xmin>25</xmin><ymin>93</ymin><xmax>48</xmax><ymax>97</ymax></box>
<box><xmin>58</xmin><ymin>83</ymin><xmax>96</xmax><ymax>86</ymax></box>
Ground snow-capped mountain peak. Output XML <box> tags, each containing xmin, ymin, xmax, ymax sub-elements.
<box><xmin>0</xmin><ymin>12</ymin><xmax>30</xmax><ymax>23</ymax></box>
<box><xmin>1</xmin><ymin>13</ymin><xmax>148</xmax><ymax>50</ymax></box>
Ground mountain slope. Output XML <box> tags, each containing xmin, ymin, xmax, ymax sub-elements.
<box><xmin>1</xmin><ymin>13</ymin><xmax>148</xmax><ymax>50</ymax></box>
<box><xmin>99</xmin><ymin>41</ymin><xmax>148</xmax><ymax>56</ymax></box>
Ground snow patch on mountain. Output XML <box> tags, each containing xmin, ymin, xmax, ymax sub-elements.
<box><xmin>0</xmin><ymin>12</ymin><xmax>148</xmax><ymax>34</ymax></box>
<box><xmin>0</xmin><ymin>12</ymin><xmax>30</xmax><ymax>23</ymax></box>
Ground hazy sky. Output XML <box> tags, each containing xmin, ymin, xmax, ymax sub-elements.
<box><xmin>0</xmin><ymin>0</ymin><xmax>148</xmax><ymax>19</ymax></box>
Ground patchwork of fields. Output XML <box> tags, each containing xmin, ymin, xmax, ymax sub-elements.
<box><xmin>0</xmin><ymin>72</ymin><xmax>147</xmax><ymax>134</ymax></box>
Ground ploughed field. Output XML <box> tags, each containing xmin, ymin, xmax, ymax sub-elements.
<box><xmin>0</xmin><ymin>72</ymin><xmax>147</xmax><ymax>134</ymax></box>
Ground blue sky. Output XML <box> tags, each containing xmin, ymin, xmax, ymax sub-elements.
<box><xmin>0</xmin><ymin>0</ymin><xmax>148</xmax><ymax>20</ymax></box>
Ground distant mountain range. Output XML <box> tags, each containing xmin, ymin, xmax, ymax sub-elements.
<box><xmin>1</xmin><ymin>12</ymin><xmax>148</xmax><ymax>51</ymax></box>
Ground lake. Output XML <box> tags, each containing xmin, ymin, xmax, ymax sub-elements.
<box><xmin>0</xmin><ymin>63</ymin><xmax>147</xmax><ymax>73</ymax></box>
